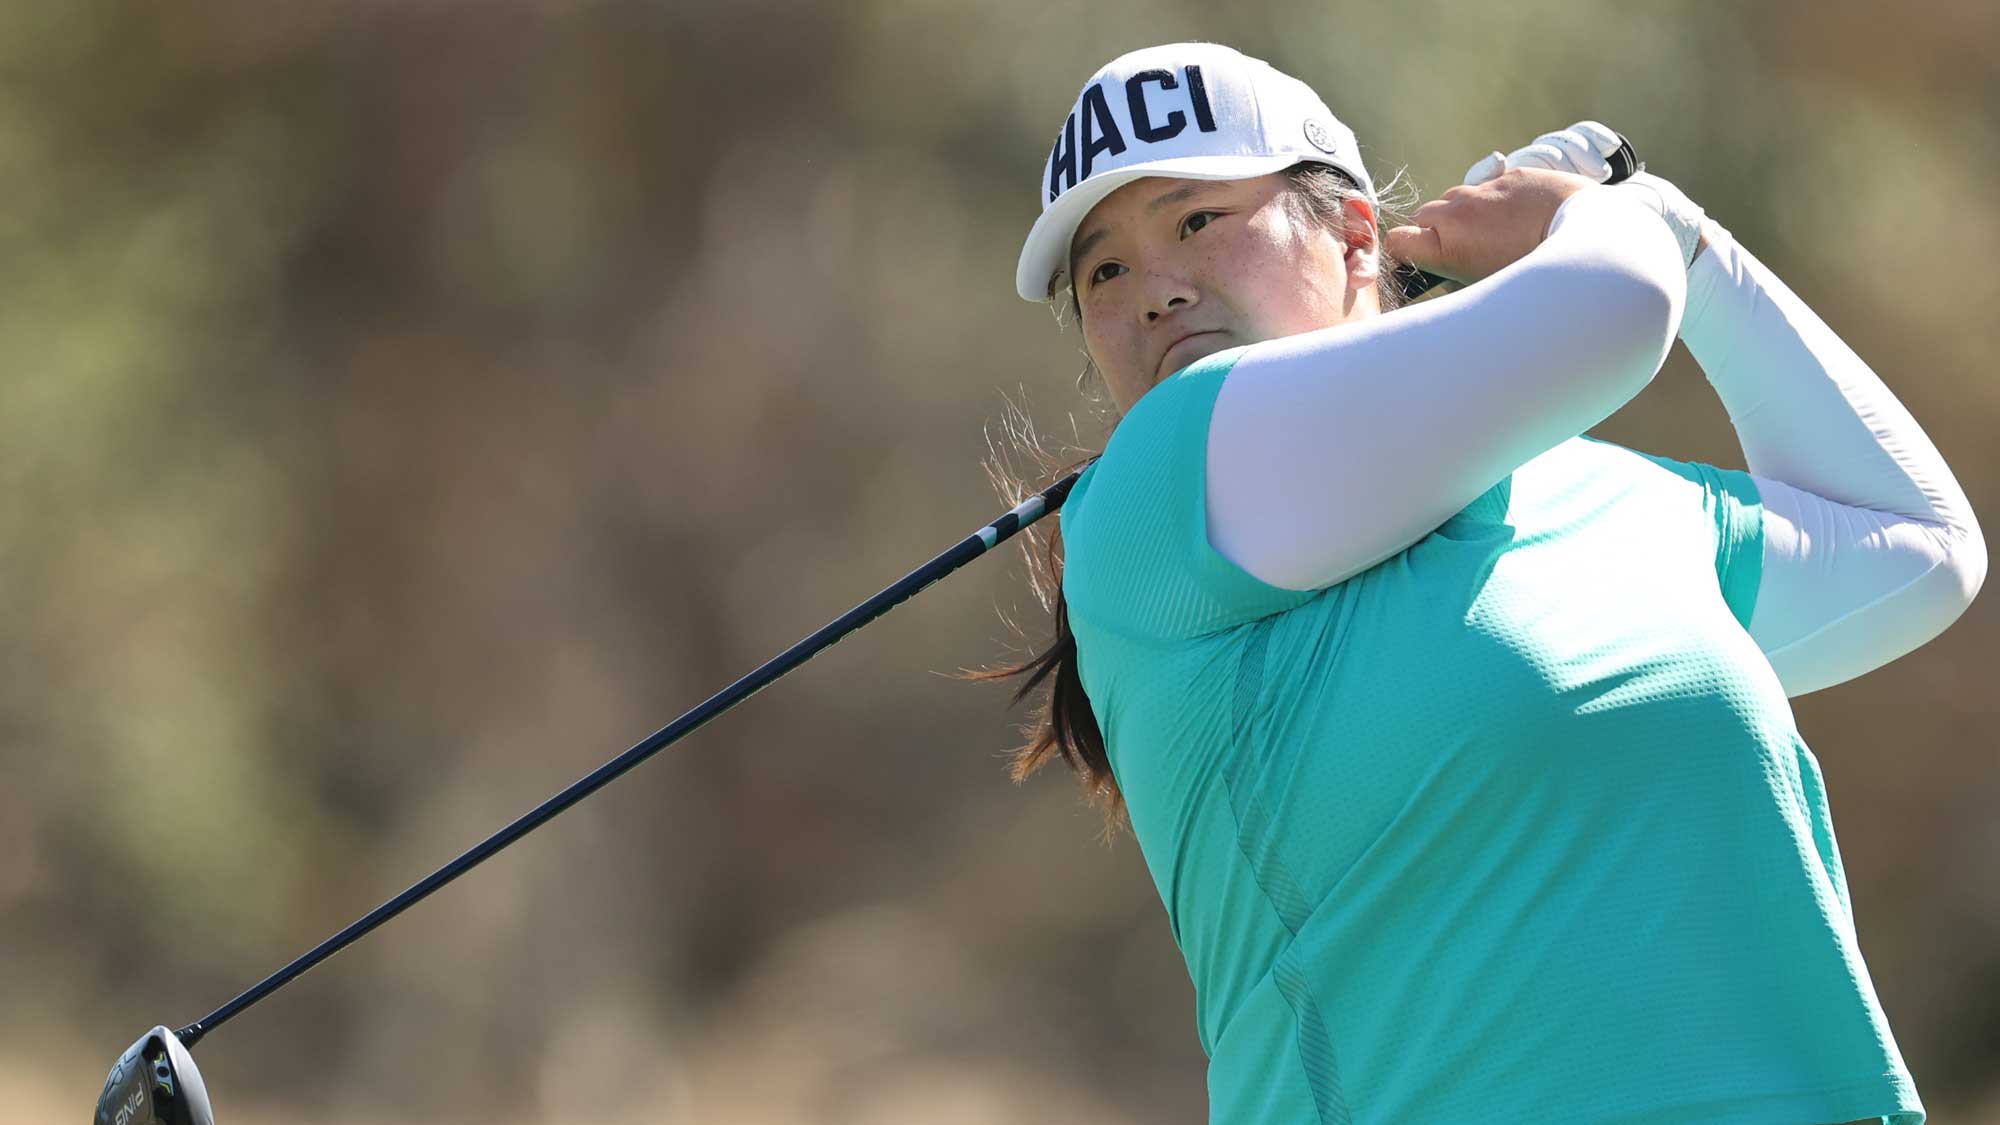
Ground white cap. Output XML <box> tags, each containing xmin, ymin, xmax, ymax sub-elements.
<box><xmin>1016</xmin><ymin>42</ymin><xmax>1376</xmax><ymax>301</ymax></box>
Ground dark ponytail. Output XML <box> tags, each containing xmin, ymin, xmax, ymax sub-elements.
<box><xmin>956</xmin><ymin>394</ymin><xmax>1124</xmax><ymax>840</ymax></box>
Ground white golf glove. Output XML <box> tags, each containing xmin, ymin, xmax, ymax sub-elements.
<box><xmin>1464</xmin><ymin>121</ymin><xmax>1705</xmax><ymax>270</ymax></box>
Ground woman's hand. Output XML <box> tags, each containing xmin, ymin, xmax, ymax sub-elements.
<box><xmin>1383</xmin><ymin>167</ymin><xmax>1601</xmax><ymax>287</ymax></box>
<box><xmin>1462</xmin><ymin>121</ymin><xmax>1628</xmax><ymax>187</ymax></box>
<box><xmin>1463</xmin><ymin>121</ymin><xmax>1710</xmax><ymax>267</ymax></box>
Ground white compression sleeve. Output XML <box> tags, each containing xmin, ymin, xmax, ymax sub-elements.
<box><xmin>1680</xmin><ymin>220</ymin><xmax>1986</xmax><ymax>696</ymax></box>
<box><xmin>1206</xmin><ymin>186</ymin><xmax>1687</xmax><ymax>592</ymax></box>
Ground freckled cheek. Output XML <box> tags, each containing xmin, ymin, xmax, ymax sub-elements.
<box><xmin>1081</xmin><ymin>316</ymin><xmax>1142</xmax><ymax>382</ymax></box>
<box><xmin>1243</xmin><ymin>211</ymin><xmax>1304</xmax><ymax>261</ymax></box>
<box><xmin>1243</xmin><ymin>229</ymin><xmax>1335</xmax><ymax>333</ymax></box>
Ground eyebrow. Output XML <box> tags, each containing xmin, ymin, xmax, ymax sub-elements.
<box><xmin>1067</xmin><ymin>181</ymin><xmax>1222</xmax><ymax>288</ymax></box>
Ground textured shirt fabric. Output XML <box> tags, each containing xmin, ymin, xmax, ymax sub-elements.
<box><xmin>1059</xmin><ymin>351</ymin><xmax>1925</xmax><ymax>1124</ymax></box>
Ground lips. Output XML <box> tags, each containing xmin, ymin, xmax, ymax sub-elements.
<box><xmin>1158</xmin><ymin>330</ymin><xmax>1224</xmax><ymax>377</ymax></box>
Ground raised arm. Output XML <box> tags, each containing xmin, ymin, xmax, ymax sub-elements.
<box><xmin>1372</xmin><ymin>122</ymin><xmax>1984</xmax><ymax>695</ymax></box>
<box><xmin>1206</xmin><ymin>184</ymin><xmax>1688</xmax><ymax>591</ymax></box>
<box><xmin>1682</xmin><ymin>218</ymin><xmax>1986</xmax><ymax>695</ymax></box>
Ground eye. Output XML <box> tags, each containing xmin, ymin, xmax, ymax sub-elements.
<box><xmin>1180</xmin><ymin>210</ymin><xmax>1220</xmax><ymax>237</ymax></box>
<box><xmin>1088</xmin><ymin>261</ymin><xmax>1126</xmax><ymax>287</ymax></box>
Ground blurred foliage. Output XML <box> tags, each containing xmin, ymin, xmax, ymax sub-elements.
<box><xmin>1</xmin><ymin>0</ymin><xmax>1996</xmax><ymax>1121</ymax></box>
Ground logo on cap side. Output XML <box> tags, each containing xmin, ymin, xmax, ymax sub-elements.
<box><xmin>1303</xmin><ymin>118</ymin><xmax>1338</xmax><ymax>155</ymax></box>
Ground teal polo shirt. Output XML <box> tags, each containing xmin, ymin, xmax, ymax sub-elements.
<box><xmin>1059</xmin><ymin>351</ymin><xmax>1923</xmax><ymax>1124</ymax></box>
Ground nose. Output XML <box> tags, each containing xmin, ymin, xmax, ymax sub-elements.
<box><xmin>1142</xmin><ymin>276</ymin><xmax>1198</xmax><ymax>323</ymax></box>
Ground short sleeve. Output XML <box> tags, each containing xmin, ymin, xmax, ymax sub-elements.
<box><xmin>1629</xmin><ymin>449</ymin><xmax>1766</xmax><ymax>630</ymax></box>
<box><xmin>1060</xmin><ymin>351</ymin><xmax>1319</xmax><ymax>641</ymax></box>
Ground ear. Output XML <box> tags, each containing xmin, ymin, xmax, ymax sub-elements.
<box><xmin>1341</xmin><ymin>197</ymin><xmax>1379</xmax><ymax>254</ymax></box>
<box><xmin>1340</xmin><ymin>197</ymin><xmax>1380</xmax><ymax>281</ymax></box>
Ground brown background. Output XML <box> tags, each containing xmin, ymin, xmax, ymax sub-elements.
<box><xmin>2</xmin><ymin>1</ymin><xmax>1995</xmax><ymax>1121</ymax></box>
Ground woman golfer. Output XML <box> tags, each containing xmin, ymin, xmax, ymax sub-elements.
<box><xmin>987</xmin><ymin>41</ymin><xmax>1984</xmax><ymax>1124</ymax></box>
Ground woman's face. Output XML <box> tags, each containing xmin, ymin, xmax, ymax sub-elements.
<box><xmin>1068</xmin><ymin>171</ymin><xmax>1381</xmax><ymax>415</ymax></box>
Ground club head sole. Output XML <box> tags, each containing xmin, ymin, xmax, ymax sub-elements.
<box><xmin>94</xmin><ymin>1026</ymin><xmax>214</xmax><ymax>1125</ymax></box>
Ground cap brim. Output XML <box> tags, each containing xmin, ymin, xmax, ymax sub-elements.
<box><xmin>1015</xmin><ymin>153</ymin><xmax>1302</xmax><ymax>301</ymax></box>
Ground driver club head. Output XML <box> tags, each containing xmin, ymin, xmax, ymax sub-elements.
<box><xmin>93</xmin><ymin>1026</ymin><xmax>214</xmax><ymax>1125</ymax></box>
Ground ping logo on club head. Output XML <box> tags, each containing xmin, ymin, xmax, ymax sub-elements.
<box><xmin>115</xmin><ymin>1087</ymin><xmax>145</xmax><ymax>1125</ymax></box>
<box><xmin>1046</xmin><ymin>64</ymin><xmax>1220</xmax><ymax>203</ymax></box>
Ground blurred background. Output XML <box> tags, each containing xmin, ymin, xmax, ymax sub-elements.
<box><xmin>2</xmin><ymin>0</ymin><xmax>1995</xmax><ymax>1121</ymax></box>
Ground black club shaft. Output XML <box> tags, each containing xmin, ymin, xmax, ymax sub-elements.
<box><xmin>175</xmin><ymin>466</ymin><xmax>1085</xmax><ymax>1050</ymax></box>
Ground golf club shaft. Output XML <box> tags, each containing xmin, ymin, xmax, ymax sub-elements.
<box><xmin>175</xmin><ymin>467</ymin><xmax>1086</xmax><ymax>1050</ymax></box>
<box><xmin>173</xmin><ymin>139</ymin><xmax>1643</xmax><ymax>1054</ymax></box>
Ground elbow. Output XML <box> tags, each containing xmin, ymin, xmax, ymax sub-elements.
<box><xmin>1946</xmin><ymin>510</ymin><xmax>1988</xmax><ymax>611</ymax></box>
<box><xmin>1634</xmin><ymin>268</ymin><xmax>1684</xmax><ymax>372</ymax></box>
<box><xmin>1525</xmin><ymin>185</ymin><xmax>1689</xmax><ymax>391</ymax></box>
<box><xmin>1757</xmin><ymin>505</ymin><xmax>1984</xmax><ymax>698</ymax></box>
<box><xmin>1575</xmin><ymin>196</ymin><xmax>1688</xmax><ymax>387</ymax></box>
<box><xmin>1589</xmin><ymin>256</ymin><xmax>1683</xmax><ymax>393</ymax></box>
<box><xmin>1498</xmin><ymin>250</ymin><xmax>1683</xmax><ymax>406</ymax></box>
<box><xmin>1904</xmin><ymin>514</ymin><xmax>1987</xmax><ymax>645</ymax></box>
<box><xmin>1617</xmin><ymin>205</ymin><xmax>1689</xmax><ymax>379</ymax></box>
